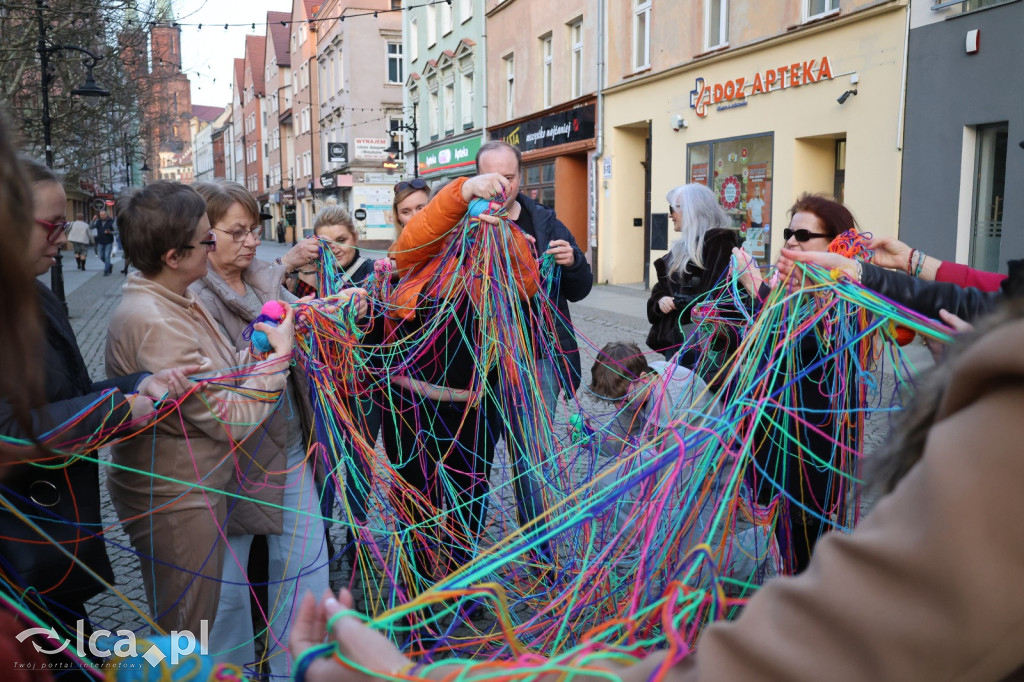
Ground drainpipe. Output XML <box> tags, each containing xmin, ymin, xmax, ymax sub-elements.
<box><xmin>590</xmin><ymin>0</ymin><xmax>606</xmax><ymax>281</ymax></box>
<box><xmin>480</xmin><ymin>4</ymin><xmax>488</xmax><ymax>137</ymax></box>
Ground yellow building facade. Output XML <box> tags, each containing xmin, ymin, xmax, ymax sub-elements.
<box><xmin>598</xmin><ymin>1</ymin><xmax>908</xmax><ymax>284</ymax></box>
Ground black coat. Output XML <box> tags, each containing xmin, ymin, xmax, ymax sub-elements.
<box><xmin>0</xmin><ymin>282</ymin><xmax>145</xmax><ymax>601</ymax></box>
<box><xmin>92</xmin><ymin>217</ymin><xmax>115</xmax><ymax>245</ymax></box>
<box><xmin>646</xmin><ymin>228</ymin><xmax>740</xmax><ymax>355</ymax></box>
<box><xmin>516</xmin><ymin>193</ymin><xmax>593</xmax><ymax>392</ymax></box>
<box><xmin>859</xmin><ymin>262</ymin><xmax>1013</xmax><ymax>322</ymax></box>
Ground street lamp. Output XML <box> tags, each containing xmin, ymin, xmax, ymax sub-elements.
<box><xmin>36</xmin><ymin>0</ymin><xmax>110</xmax><ymax>313</ymax></box>
<box><xmin>386</xmin><ymin>103</ymin><xmax>420</xmax><ymax>178</ymax></box>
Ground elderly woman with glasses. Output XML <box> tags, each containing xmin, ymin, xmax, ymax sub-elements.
<box><xmin>105</xmin><ymin>180</ymin><xmax>295</xmax><ymax>635</ymax></box>
<box><xmin>184</xmin><ymin>180</ymin><xmax>330</xmax><ymax>675</ymax></box>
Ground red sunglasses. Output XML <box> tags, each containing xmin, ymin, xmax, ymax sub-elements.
<box><xmin>35</xmin><ymin>218</ymin><xmax>69</xmax><ymax>244</ymax></box>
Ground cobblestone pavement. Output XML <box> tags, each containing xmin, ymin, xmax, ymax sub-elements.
<box><xmin>66</xmin><ymin>245</ymin><xmax>931</xmax><ymax>637</ymax></box>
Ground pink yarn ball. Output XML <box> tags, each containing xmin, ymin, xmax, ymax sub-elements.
<box><xmin>261</xmin><ymin>299</ymin><xmax>287</xmax><ymax>322</ymax></box>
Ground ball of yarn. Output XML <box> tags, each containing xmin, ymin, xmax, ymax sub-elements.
<box><xmin>468</xmin><ymin>197</ymin><xmax>491</xmax><ymax>218</ymax></box>
<box><xmin>251</xmin><ymin>328</ymin><xmax>274</xmax><ymax>354</ymax></box>
<box><xmin>261</xmin><ymin>299</ymin><xmax>287</xmax><ymax>322</ymax></box>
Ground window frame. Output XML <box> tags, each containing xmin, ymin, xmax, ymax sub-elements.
<box><xmin>569</xmin><ymin>19</ymin><xmax>583</xmax><ymax>99</ymax></box>
<box><xmin>426</xmin><ymin>5</ymin><xmax>437</xmax><ymax>46</ymax></box>
<box><xmin>504</xmin><ymin>54</ymin><xmax>515</xmax><ymax>120</ymax></box>
<box><xmin>461</xmin><ymin>71</ymin><xmax>474</xmax><ymax>127</ymax></box>
<box><xmin>460</xmin><ymin>0</ymin><xmax>473</xmax><ymax>23</ymax></box>
<box><xmin>387</xmin><ymin>42</ymin><xmax>404</xmax><ymax>84</ymax></box>
<box><xmin>705</xmin><ymin>0</ymin><xmax>729</xmax><ymax>50</ymax></box>
<box><xmin>632</xmin><ymin>0</ymin><xmax>652</xmax><ymax>72</ymax></box>
<box><xmin>804</xmin><ymin>0</ymin><xmax>840</xmax><ymax>21</ymax></box>
<box><xmin>410</xmin><ymin>19</ymin><xmax>419</xmax><ymax>61</ymax></box>
<box><xmin>441</xmin><ymin>1</ymin><xmax>453</xmax><ymax>35</ymax></box>
<box><xmin>541</xmin><ymin>34</ymin><xmax>553</xmax><ymax>109</ymax></box>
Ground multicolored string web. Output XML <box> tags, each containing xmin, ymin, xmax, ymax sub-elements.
<box><xmin>0</xmin><ymin>214</ymin><xmax>954</xmax><ymax>678</ymax></box>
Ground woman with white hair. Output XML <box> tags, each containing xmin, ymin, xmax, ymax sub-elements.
<box><xmin>646</xmin><ymin>183</ymin><xmax>740</xmax><ymax>363</ymax></box>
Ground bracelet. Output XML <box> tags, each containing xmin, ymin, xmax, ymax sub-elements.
<box><xmin>906</xmin><ymin>248</ymin><xmax>916</xmax><ymax>275</ymax></box>
<box><xmin>854</xmin><ymin>259</ymin><xmax>863</xmax><ymax>282</ymax></box>
<box><xmin>913</xmin><ymin>250</ymin><xmax>926</xmax><ymax>278</ymax></box>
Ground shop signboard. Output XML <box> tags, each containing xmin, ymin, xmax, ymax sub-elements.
<box><xmin>691</xmin><ymin>163</ymin><xmax>708</xmax><ymax>184</ymax></box>
<box><xmin>419</xmin><ymin>135</ymin><xmax>483</xmax><ymax>175</ymax></box>
<box><xmin>353</xmin><ymin>138</ymin><xmax>390</xmax><ymax>161</ymax></box>
<box><xmin>352</xmin><ymin>184</ymin><xmax>395</xmax><ymax>239</ymax></box>
<box><xmin>493</xmin><ymin>103</ymin><xmax>595</xmax><ymax>153</ymax></box>
<box><xmin>689</xmin><ymin>56</ymin><xmax>835</xmax><ymax>117</ymax></box>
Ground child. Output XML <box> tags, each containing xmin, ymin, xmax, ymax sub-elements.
<box><xmin>583</xmin><ymin>342</ymin><xmax>779</xmax><ymax>591</ymax></box>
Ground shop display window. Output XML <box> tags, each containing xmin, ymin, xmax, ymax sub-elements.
<box><xmin>687</xmin><ymin>132</ymin><xmax>774</xmax><ymax>260</ymax></box>
<box><xmin>523</xmin><ymin>160</ymin><xmax>556</xmax><ymax>210</ymax></box>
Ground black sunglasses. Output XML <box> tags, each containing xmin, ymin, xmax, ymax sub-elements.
<box><xmin>784</xmin><ymin>228</ymin><xmax>832</xmax><ymax>243</ymax></box>
<box><xmin>394</xmin><ymin>178</ymin><xmax>428</xmax><ymax>193</ymax></box>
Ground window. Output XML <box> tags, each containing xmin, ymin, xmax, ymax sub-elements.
<box><xmin>410</xmin><ymin>19</ymin><xmax>419</xmax><ymax>61</ymax></box>
<box><xmin>441</xmin><ymin>1</ymin><xmax>453</xmax><ymax>34</ymax></box>
<box><xmin>541</xmin><ymin>34</ymin><xmax>553</xmax><ymax>109</ymax></box>
<box><xmin>299</xmin><ymin>22</ymin><xmax>307</xmax><ymax>45</ymax></box>
<box><xmin>388</xmin><ymin>42</ymin><xmax>403</xmax><ymax>84</ymax></box>
<box><xmin>461</xmin><ymin>71</ymin><xmax>474</xmax><ymax>126</ymax></box>
<box><xmin>570</xmin><ymin>19</ymin><xmax>583</xmax><ymax>98</ymax></box>
<box><xmin>444</xmin><ymin>80</ymin><xmax>455</xmax><ymax>133</ymax></box>
<box><xmin>522</xmin><ymin>161</ymin><xmax>556</xmax><ymax>210</ymax></box>
<box><xmin>334</xmin><ymin>52</ymin><xmax>343</xmax><ymax>93</ymax></box>
<box><xmin>687</xmin><ymin>134</ymin><xmax>774</xmax><ymax>260</ymax></box>
<box><xmin>965</xmin><ymin>0</ymin><xmax>1014</xmax><ymax>9</ymax></box>
<box><xmin>430</xmin><ymin>87</ymin><xmax>439</xmax><ymax>137</ymax></box>
<box><xmin>706</xmin><ymin>0</ymin><xmax>728</xmax><ymax>49</ymax></box>
<box><xmin>969</xmin><ymin>123</ymin><xmax>1008</xmax><ymax>271</ymax></box>
<box><xmin>805</xmin><ymin>0</ymin><xmax>839</xmax><ymax>20</ymax></box>
<box><xmin>426</xmin><ymin>5</ymin><xmax>436</xmax><ymax>46</ymax></box>
<box><xmin>633</xmin><ymin>0</ymin><xmax>651</xmax><ymax>71</ymax></box>
<box><xmin>504</xmin><ymin>54</ymin><xmax>515</xmax><ymax>120</ymax></box>
<box><xmin>392</xmin><ymin>0</ymin><xmax>401</xmax><ymax>9</ymax></box>
<box><xmin>320</xmin><ymin>60</ymin><xmax>329</xmax><ymax>102</ymax></box>
<box><xmin>304</xmin><ymin>151</ymin><xmax>312</xmax><ymax>176</ymax></box>
<box><xmin>460</xmin><ymin>0</ymin><xmax>472</xmax><ymax>22</ymax></box>
<box><xmin>295</xmin><ymin>155</ymin><xmax>302</xmax><ymax>177</ymax></box>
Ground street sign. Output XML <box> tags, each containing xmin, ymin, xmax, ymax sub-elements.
<box><xmin>91</xmin><ymin>198</ymin><xmax>106</xmax><ymax>211</ymax></box>
<box><xmin>353</xmin><ymin>208</ymin><xmax>367</xmax><ymax>221</ymax></box>
<box><xmin>327</xmin><ymin>142</ymin><xmax>348</xmax><ymax>164</ymax></box>
<box><xmin>320</xmin><ymin>174</ymin><xmax>336</xmax><ymax>188</ymax></box>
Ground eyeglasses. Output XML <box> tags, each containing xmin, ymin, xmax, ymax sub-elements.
<box><xmin>35</xmin><ymin>218</ymin><xmax>69</xmax><ymax>244</ymax></box>
<box><xmin>212</xmin><ymin>225</ymin><xmax>262</xmax><ymax>242</ymax></box>
<box><xmin>181</xmin><ymin>233</ymin><xmax>217</xmax><ymax>252</ymax></box>
<box><xmin>783</xmin><ymin>228</ymin><xmax>832</xmax><ymax>243</ymax></box>
<box><xmin>394</xmin><ymin>178</ymin><xmax>428</xmax><ymax>193</ymax></box>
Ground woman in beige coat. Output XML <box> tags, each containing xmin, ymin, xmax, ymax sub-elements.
<box><xmin>106</xmin><ymin>181</ymin><xmax>294</xmax><ymax>635</ymax></box>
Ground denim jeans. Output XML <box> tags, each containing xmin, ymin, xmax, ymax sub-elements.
<box><xmin>208</xmin><ymin>440</ymin><xmax>329</xmax><ymax>677</ymax></box>
<box><xmin>98</xmin><ymin>242</ymin><xmax>113</xmax><ymax>274</ymax></box>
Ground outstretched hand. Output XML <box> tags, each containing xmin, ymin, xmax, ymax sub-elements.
<box><xmin>868</xmin><ymin>235</ymin><xmax>912</xmax><ymax>271</ymax></box>
<box><xmin>777</xmin><ymin>248</ymin><xmax>859</xmax><ymax>284</ymax></box>
<box><xmin>291</xmin><ymin>589</ymin><xmax>409</xmax><ymax>682</ymax></box>
<box><xmin>731</xmin><ymin>247</ymin><xmax>764</xmax><ymax>295</ymax></box>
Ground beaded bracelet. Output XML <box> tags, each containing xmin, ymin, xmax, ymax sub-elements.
<box><xmin>906</xmin><ymin>248</ymin><xmax>916</xmax><ymax>275</ymax></box>
<box><xmin>913</xmin><ymin>250</ymin><xmax>926</xmax><ymax>278</ymax></box>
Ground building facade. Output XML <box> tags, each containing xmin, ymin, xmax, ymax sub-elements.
<box><xmin>485</xmin><ymin>0</ymin><xmax>600</xmax><ymax>263</ymax></box>
<box><xmin>406</xmin><ymin>0</ymin><xmax>486</xmax><ymax>190</ymax></box>
<box><xmin>231</xmin><ymin>58</ymin><xmax>246</xmax><ymax>184</ymax></box>
<box><xmin>265</xmin><ymin>11</ymin><xmax>295</xmax><ymax>232</ymax></box>
<box><xmin>316</xmin><ymin>0</ymin><xmax>404</xmax><ymax>244</ymax></box>
<box><xmin>143</xmin><ymin>4</ymin><xmax>193</xmax><ymax>184</ymax></box>
<box><xmin>289</xmin><ymin>0</ymin><xmax>323</xmax><ymax>237</ymax></box>
<box><xmin>898</xmin><ymin>0</ymin><xmax>1022</xmax><ymax>273</ymax></box>
<box><xmin>190</xmin><ymin>105</ymin><xmax>224</xmax><ymax>183</ymax></box>
<box><xmin>598</xmin><ymin>0</ymin><xmax>907</xmax><ymax>284</ymax></box>
<box><xmin>243</xmin><ymin>35</ymin><xmax>268</xmax><ymax>198</ymax></box>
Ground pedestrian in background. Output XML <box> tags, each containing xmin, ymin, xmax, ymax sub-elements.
<box><xmin>66</xmin><ymin>212</ymin><xmax>92</xmax><ymax>271</ymax></box>
<box><xmin>91</xmin><ymin>209</ymin><xmax>115</xmax><ymax>275</ymax></box>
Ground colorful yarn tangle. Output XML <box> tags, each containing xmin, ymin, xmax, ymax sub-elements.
<box><xmin>828</xmin><ymin>228</ymin><xmax>875</xmax><ymax>261</ymax></box>
<box><xmin>0</xmin><ymin>207</ymin><xmax>956</xmax><ymax>678</ymax></box>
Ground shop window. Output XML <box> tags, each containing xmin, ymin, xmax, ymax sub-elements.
<box><xmin>687</xmin><ymin>133</ymin><xmax>774</xmax><ymax>261</ymax></box>
<box><xmin>523</xmin><ymin>160</ymin><xmax>556</xmax><ymax>211</ymax></box>
<box><xmin>965</xmin><ymin>0</ymin><xmax>1014</xmax><ymax>10</ymax></box>
<box><xmin>969</xmin><ymin>123</ymin><xmax>1007</xmax><ymax>272</ymax></box>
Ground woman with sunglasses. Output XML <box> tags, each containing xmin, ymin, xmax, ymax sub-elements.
<box><xmin>0</xmin><ymin>158</ymin><xmax>195</xmax><ymax>656</ymax></box>
<box><xmin>647</xmin><ymin>184</ymin><xmax>742</xmax><ymax>375</ymax></box>
<box><xmin>186</xmin><ymin>180</ymin><xmax>329</xmax><ymax>675</ymax></box>
<box><xmin>391</xmin><ymin>177</ymin><xmax>430</xmax><ymax>238</ymax></box>
<box><xmin>731</xmin><ymin>194</ymin><xmax>862</xmax><ymax>574</ymax></box>
<box><xmin>105</xmin><ymin>181</ymin><xmax>295</xmax><ymax>635</ymax></box>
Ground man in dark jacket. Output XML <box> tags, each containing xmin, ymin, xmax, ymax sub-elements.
<box><xmin>91</xmin><ymin>209</ymin><xmax>115</xmax><ymax>275</ymax></box>
<box><xmin>476</xmin><ymin>140</ymin><xmax>593</xmax><ymax>557</ymax></box>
